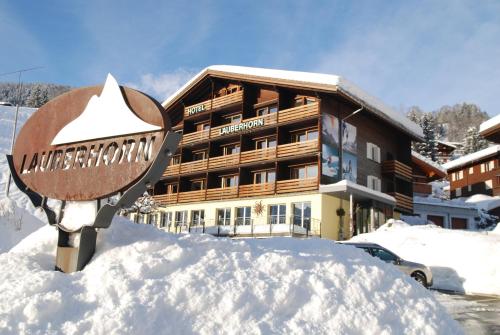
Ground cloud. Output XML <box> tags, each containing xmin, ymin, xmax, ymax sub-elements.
<box><xmin>313</xmin><ymin>1</ymin><xmax>500</xmax><ymax>115</ymax></box>
<box><xmin>127</xmin><ymin>69</ymin><xmax>199</xmax><ymax>101</ymax></box>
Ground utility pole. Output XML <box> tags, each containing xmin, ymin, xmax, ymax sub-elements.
<box><xmin>1</xmin><ymin>66</ymin><xmax>43</xmax><ymax>197</ymax></box>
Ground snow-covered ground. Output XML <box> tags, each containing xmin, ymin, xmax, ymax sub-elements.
<box><xmin>351</xmin><ymin>220</ymin><xmax>500</xmax><ymax>296</ymax></box>
<box><xmin>0</xmin><ymin>215</ymin><xmax>462</xmax><ymax>334</ymax></box>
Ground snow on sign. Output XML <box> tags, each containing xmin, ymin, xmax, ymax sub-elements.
<box><xmin>12</xmin><ymin>74</ymin><xmax>169</xmax><ymax>201</ymax></box>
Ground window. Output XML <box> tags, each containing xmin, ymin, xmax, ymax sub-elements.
<box><xmin>294</xmin><ymin>96</ymin><xmax>316</xmax><ymax>107</ymax></box>
<box><xmin>367</xmin><ymin>175</ymin><xmax>382</xmax><ymax>192</ymax></box>
<box><xmin>196</xmin><ymin>122</ymin><xmax>210</xmax><ymax>132</ymax></box>
<box><xmin>291</xmin><ymin>164</ymin><xmax>318</xmax><ymax>179</ymax></box>
<box><xmin>236</xmin><ymin>206</ymin><xmax>251</xmax><ymax>225</ymax></box>
<box><xmin>166</xmin><ymin>183</ymin><xmax>178</xmax><ymax>194</ymax></box>
<box><xmin>255</xmin><ymin>137</ymin><xmax>276</xmax><ymax>149</ymax></box>
<box><xmin>370</xmin><ymin>248</ymin><xmax>397</xmax><ymax>263</ymax></box>
<box><xmin>292</xmin><ymin>202</ymin><xmax>311</xmax><ymax>229</ymax></box>
<box><xmin>256</xmin><ymin>104</ymin><xmax>278</xmax><ymax>116</ymax></box>
<box><xmin>291</xmin><ymin>128</ymin><xmax>318</xmax><ymax>142</ymax></box>
<box><xmin>150</xmin><ymin>214</ymin><xmax>158</xmax><ymax>226</ymax></box>
<box><xmin>160</xmin><ymin>212</ymin><xmax>172</xmax><ymax>228</ymax></box>
<box><xmin>217</xmin><ymin>208</ymin><xmax>231</xmax><ymax>225</ymax></box>
<box><xmin>367</xmin><ymin>143</ymin><xmax>381</xmax><ymax>163</ymax></box>
<box><xmin>222</xmin><ymin>143</ymin><xmax>240</xmax><ymax>155</ymax></box>
<box><xmin>452</xmin><ymin>170</ymin><xmax>463</xmax><ymax>181</ymax></box>
<box><xmin>221</xmin><ymin>174</ymin><xmax>239</xmax><ymax>188</ymax></box>
<box><xmin>175</xmin><ymin>211</ymin><xmax>187</xmax><ymax>226</ymax></box>
<box><xmin>485</xmin><ymin>179</ymin><xmax>493</xmax><ymax>190</ymax></box>
<box><xmin>171</xmin><ymin>155</ymin><xmax>181</xmax><ymax>165</ymax></box>
<box><xmin>480</xmin><ymin>161</ymin><xmax>494</xmax><ymax>173</ymax></box>
<box><xmin>253</xmin><ymin>170</ymin><xmax>276</xmax><ymax>184</ymax></box>
<box><xmin>455</xmin><ymin>188</ymin><xmax>462</xmax><ymax>197</ymax></box>
<box><xmin>224</xmin><ymin>114</ymin><xmax>242</xmax><ymax>124</ymax></box>
<box><xmin>191</xmin><ymin>210</ymin><xmax>205</xmax><ymax>225</ymax></box>
<box><xmin>191</xmin><ymin>179</ymin><xmax>205</xmax><ymax>191</ymax></box>
<box><xmin>469</xmin><ymin>167</ymin><xmax>474</xmax><ymax>174</ymax></box>
<box><xmin>269</xmin><ymin>204</ymin><xmax>286</xmax><ymax>224</ymax></box>
<box><xmin>192</xmin><ymin>150</ymin><xmax>207</xmax><ymax>161</ymax></box>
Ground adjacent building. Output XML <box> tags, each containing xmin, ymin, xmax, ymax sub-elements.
<box><xmin>139</xmin><ymin>66</ymin><xmax>422</xmax><ymax>240</ymax></box>
<box><xmin>443</xmin><ymin>145</ymin><xmax>500</xmax><ymax>199</ymax></box>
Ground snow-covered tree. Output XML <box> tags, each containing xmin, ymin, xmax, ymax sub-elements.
<box><xmin>122</xmin><ymin>191</ymin><xmax>158</xmax><ymax>223</ymax></box>
<box><xmin>26</xmin><ymin>85</ymin><xmax>49</xmax><ymax>108</ymax></box>
<box><xmin>414</xmin><ymin>113</ymin><xmax>438</xmax><ymax>161</ymax></box>
<box><xmin>463</xmin><ymin>126</ymin><xmax>489</xmax><ymax>154</ymax></box>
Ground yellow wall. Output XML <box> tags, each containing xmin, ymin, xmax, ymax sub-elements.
<box><xmin>133</xmin><ymin>192</ymin><xmax>354</xmax><ymax>240</ymax></box>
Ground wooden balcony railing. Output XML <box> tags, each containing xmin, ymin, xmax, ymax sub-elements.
<box><xmin>152</xmin><ymin>193</ymin><xmax>178</xmax><ymax>205</ymax></box>
<box><xmin>382</xmin><ymin>160</ymin><xmax>413</xmax><ymax>181</ymax></box>
<box><xmin>389</xmin><ymin>192</ymin><xmax>413</xmax><ymax>212</ymax></box>
<box><xmin>277</xmin><ymin>139</ymin><xmax>318</xmax><ymax>158</ymax></box>
<box><xmin>206</xmin><ymin>187</ymin><xmax>238</xmax><ymax>200</ymax></box>
<box><xmin>180</xmin><ymin>159</ymin><xmax>208</xmax><ymax>174</ymax></box>
<box><xmin>181</xmin><ymin>129</ymin><xmax>209</xmax><ymax>145</ymax></box>
<box><xmin>178</xmin><ymin>190</ymin><xmax>206</xmax><ymax>203</ymax></box>
<box><xmin>238</xmin><ymin>183</ymin><xmax>275</xmax><ymax>197</ymax></box>
<box><xmin>184</xmin><ymin>91</ymin><xmax>244</xmax><ymax>118</ymax></box>
<box><xmin>413</xmin><ymin>182</ymin><xmax>432</xmax><ymax>195</ymax></box>
<box><xmin>277</xmin><ymin>102</ymin><xmax>319</xmax><ymax>123</ymax></box>
<box><xmin>163</xmin><ymin>164</ymin><xmax>180</xmax><ymax>177</ymax></box>
<box><xmin>208</xmin><ymin>154</ymin><xmax>240</xmax><ymax>169</ymax></box>
<box><xmin>276</xmin><ymin>178</ymin><xmax>318</xmax><ymax>194</ymax></box>
<box><xmin>240</xmin><ymin>147</ymin><xmax>277</xmax><ymax>164</ymax></box>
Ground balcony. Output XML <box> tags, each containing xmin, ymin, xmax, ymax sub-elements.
<box><xmin>152</xmin><ymin>193</ymin><xmax>177</xmax><ymax>205</ymax></box>
<box><xmin>240</xmin><ymin>147</ymin><xmax>277</xmax><ymax>164</ymax></box>
<box><xmin>206</xmin><ymin>187</ymin><xmax>238</xmax><ymax>200</ymax></box>
<box><xmin>239</xmin><ymin>182</ymin><xmax>275</xmax><ymax>197</ymax></box>
<box><xmin>180</xmin><ymin>102</ymin><xmax>320</xmax><ymax>145</ymax></box>
<box><xmin>163</xmin><ymin>164</ymin><xmax>180</xmax><ymax>177</ymax></box>
<box><xmin>180</xmin><ymin>159</ymin><xmax>208</xmax><ymax>174</ymax></box>
<box><xmin>413</xmin><ymin>182</ymin><xmax>432</xmax><ymax>195</ymax></box>
<box><xmin>181</xmin><ymin>129</ymin><xmax>209</xmax><ymax>145</ymax></box>
<box><xmin>184</xmin><ymin>90</ymin><xmax>244</xmax><ymax>118</ymax></box>
<box><xmin>178</xmin><ymin>190</ymin><xmax>206</xmax><ymax>203</ymax></box>
<box><xmin>277</xmin><ymin>139</ymin><xmax>318</xmax><ymax>158</ymax></box>
<box><xmin>382</xmin><ymin>160</ymin><xmax>413</xmax><ymax>181</ymax></box>
<box><xmin>276</xmin><ymin>178</ymin><xmax>318</xmax><ymax>194</ymax></box>
<box><xmin>388</xmin><ymin>192</ymin><xmax>413</xmax><ymax>213</ymax></box>
<box><xmin>208</xmin><ymin>153</ymin><xmax>240</xmax><ymax>169</ymax></box>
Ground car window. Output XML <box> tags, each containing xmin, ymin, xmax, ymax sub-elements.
<box><xmin>359</xmin><ymin>247</ymin><xmax>372</xmax><ymax>255</ymax></box>
<box><xmin>370</xmin><ymin>248</ymin><xmax>397</xmax><ymax>262</ymax></box>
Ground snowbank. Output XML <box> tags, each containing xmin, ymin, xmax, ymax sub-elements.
<box><xmin>0</xmin><ymin>198</ymin><xmax>45</xmax><ymax>253</ymax></box>
<box><xmin>0</xmin><ymin>216</ymin><xmax>461</xmax><ymax>334</ymax></box>
<box><xmin>351</xmin><ymin>220</ymin><xmax>500</xmax><ymax>296</ymax></box>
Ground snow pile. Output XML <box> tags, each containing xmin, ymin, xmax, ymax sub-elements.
<box><xmin>0</xmin><ymin>217</ymin><xmax>462</xmax><ymax>334</ymax></box>
<box><xmin>351</xmin><ymin>220</ymin><xmax>500</xmax><ymax>296</ymax></box>
<box><xmin>464</xmin><ymin>194</ymin><xmax>500</xmax><ymax>212</ymax></box>
<box><xmin>0</xmin><ymin>198</ymin><xmax>45</xmax><ymax>253</ymax></box>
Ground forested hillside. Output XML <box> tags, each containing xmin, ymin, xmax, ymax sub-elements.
<box><xmin>0</xmin><ymin>82</ymin><xmax>71</xmax><ymax>108</ymax></box>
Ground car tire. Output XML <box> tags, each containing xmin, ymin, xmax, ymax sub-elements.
<box><xmin>411</xmin><ymin>272</ymin><xmax>427</xmax><ymax>288</ymax></box>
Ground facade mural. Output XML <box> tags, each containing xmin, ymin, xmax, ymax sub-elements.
<box><xmin>321</xmin><ymin>113</ymin><xmax>357</xmax><ymax>184</ymax></box>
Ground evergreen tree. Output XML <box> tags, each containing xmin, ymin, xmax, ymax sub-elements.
<box><xmin>414</xmin><ymin>113</ymin><xmax>438</xmax><ymax>161</ymax></box>
<box><xmin>463</xmin><ymin>126</ymin><xmax>489</xmax><ymax>154</ymax></box>
<box><xmin>26</xmin><ymin>84</ymin><xmax>49</xmax><ymax>107</ymax></box>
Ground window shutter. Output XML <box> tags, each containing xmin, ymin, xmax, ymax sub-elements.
<box><xmin>367</xmin><ymin>143</ymin><xmax>373</xmax><ymax>160</ymax></box>
<box><xmin>376</xmin><ymin>178</ymin><xmax>382</xmax><ymax>192</ymax></box>
<box><xmin>375</xmin><ymin>147</ymin><xmax>381</xmax><ymax>163</ymax></box>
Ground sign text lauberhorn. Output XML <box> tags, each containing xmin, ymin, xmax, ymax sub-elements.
<box><xmin>220</xmin><ymin>118</ymin><xmax>265</xmax><ymax>135</ymax></box>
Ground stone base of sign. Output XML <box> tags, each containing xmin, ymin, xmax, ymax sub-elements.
<box><xmin>55</xmin><ymin>226</ymin><xmax>97</xmax><ymax>273</ymax></box>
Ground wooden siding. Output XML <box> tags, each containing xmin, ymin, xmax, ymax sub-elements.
<box><xmin>184</xmin><ymin>90</ymin><xmax>243</xmax><ymax>118</ymax></box>
<box><xmin>389</xmin><ymin>192</ymin><xmax>413</xmax><ymax>212</ymax></box>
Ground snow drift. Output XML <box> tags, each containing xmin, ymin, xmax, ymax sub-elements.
<box><xmin>0</xmin><ymin>216</ymin><xmax>461</xmax><ymax>335</ymax></box>
<box><xmin>351</xmin><ymin>220</ymin><xmax>500</xmax><ymax>296</ymax></box>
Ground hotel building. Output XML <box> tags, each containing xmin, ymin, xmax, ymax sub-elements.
<box><xmin>138</xmin><ymin>66</ymin><xmax>423</xmax><ymax>240</ymax></box>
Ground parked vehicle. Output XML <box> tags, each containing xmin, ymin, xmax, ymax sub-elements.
<box><xmin>343</xmin><ymin>242</ymin><xmax>433</xmax><ymax>288</ymax></box>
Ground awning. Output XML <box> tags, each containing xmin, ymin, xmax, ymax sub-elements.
<box><xmin>319</xmin><ymin>180</ymin><xmax>396</xmax><ymax>206</ymax></box>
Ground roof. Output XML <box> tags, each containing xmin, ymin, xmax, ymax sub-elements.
<box><xmin>480</xmin><ymin>114</ymin><xmax>500</xmax><ymax>135</ymax></box>
<box><xmin>436</xmin><ymin>140</ymin><xmax>456</xmax><ymax>149</ymax></box>
<box><xmin>319</xmin><ymin>180</ymin><xmax>396</xmax><ymax>206</ymax></box>
<box><xmin>161</xmin><ymin>65</ymin><xmax>423</xmax><ymax>140</ymax></box>
<box><xmin>411</xmin><ymin>151</ymin><xmax>447</xmax><ymax>178</ymax></box>
<box><xmin>442</xmin><ymin>145</ymin><xmax>500</xmax><ymax>171</ymax></box>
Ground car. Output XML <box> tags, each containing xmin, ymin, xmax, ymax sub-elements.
<box><xmin>342</xmin><ymin>242</ymin><xmax>433</xmax><ymax>288</ymax></box>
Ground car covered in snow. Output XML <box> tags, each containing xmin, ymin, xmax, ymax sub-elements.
<box><xmin>343</xmin><ymin>242</ymin><xmax>433</xmax><ymax>288</ymax></box>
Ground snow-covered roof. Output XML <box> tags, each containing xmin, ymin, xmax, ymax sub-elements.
<box><xmin>436</xmin><ymin>140</ymin><xmax>456</xmax><ymax>149</ymax></box>
<box><xmin>319</xmin><ymin>180</ymin><xmax>396</xmax><ymax>206</ymax></box>
<box><xmin>161</xmin><ymin>65</ymin><xmax>423</xmax><ymax>140</ymax></box>
<box><xmin>442</xmin><ymin>145</ymin><xmax>500</xmax><ymax>171</ymax></box>
<box><xmin>479</xmin><ymin>114</ymin><xmax>500</xmax><ymax>135</ymax></box>
<box><xmin>411</xmin><ymin>151</ymin><xmax>447</xmax><ymax>176</ymax></box>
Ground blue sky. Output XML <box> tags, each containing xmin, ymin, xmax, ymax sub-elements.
<box><xmin>1</xmin><ymin>0</ymin><xmax>500</xmax><ymax>115</ymax></box>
